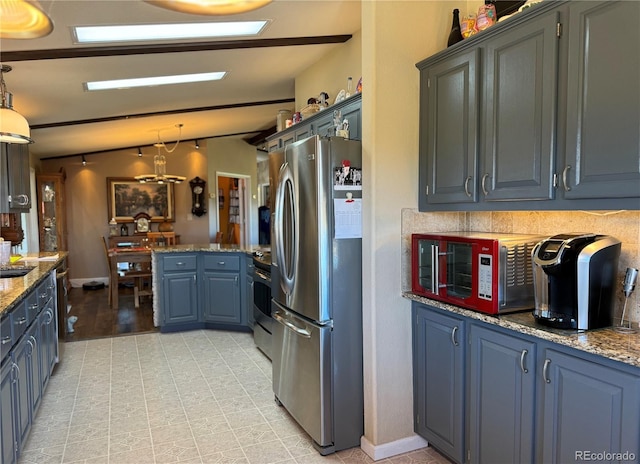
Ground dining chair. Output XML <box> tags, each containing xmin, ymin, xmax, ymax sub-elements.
<box><xmin>102</xmin><ymin>236</ymin><xmax>152</xmax><ymax>309</ymax></box>
<box><xmin>146</xmin><ymin>231</ymin><xmax>176</xmax><ymax>246</ymax></box>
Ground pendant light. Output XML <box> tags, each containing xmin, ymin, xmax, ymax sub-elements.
<box><xmin>145</xmin><ymin>0</ymin><xmax>272</xmax><ymax>16</ymax></box>
<box><xmin>135</xmin><ymin>125</ymin><xmax>186</xmax><ymax>184</ymax></box>
<box><xmin>0</xmin><ymin>0</ymin><xmax>53</xmax><ymax>39</ymax></box>
<box><xmin>0</xmin><ymin>65</ymin><xmax>33</xmax><ymax>144</ymax></box>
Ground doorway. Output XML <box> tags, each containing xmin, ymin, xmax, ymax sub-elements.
<box><xmin>216</xmin><ymin>174</ymin><xmax>250</xmax><ymax>247</ymax></box>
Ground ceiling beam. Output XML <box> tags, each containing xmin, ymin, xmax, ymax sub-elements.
<box><xmin>30</xmin><ymin>98</ymin><xmax>295</xmax><ymax>130</ymax></box>
<box><xmin>0</xmin><ymin>35</ymin><xmax>353</xmax><ymax>62</ymax></box>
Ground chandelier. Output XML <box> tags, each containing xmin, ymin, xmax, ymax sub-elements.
<box><xmin>135</xmin><ymin>125</ymin><xmax>187</xmax><ymax>184</ymax></box>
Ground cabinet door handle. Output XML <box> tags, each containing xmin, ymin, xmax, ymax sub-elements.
<box><xmin>520</xmin><ymin>349</ymin><xmax>528</xmax><ymax>374</ymax></box>
<box><xmin>1</xmin><ymin>336</ymin><xmax>11</xmax><ymax>345</ymax></box>
<box><xmin>543</xmin><ymin>359</ymin><xmax>551</xmax><ymax>383</ymax></box>
<box><xmin>15</xmin><ymin>316</ymin><xmax>27</xmax><ymax>326</ymax></box>
<box><xmin>464</xmin><ymin>176</ymin><xmax>472</xmax><ymax>198</ymax></box>
<box><xmin>451</xmin><ymin>326</ymin><xmax>459</xmax><ymax>346</ymax></box>
<box><xmin>9</xmin><ymin>194</ymin><xmax>29</xmax><ymax>206</ymax></box>
<box><xmin>562</xmin><ymin>165</ymin><xmax>571</xmax><ymax>191</ymax></box>
<box><xmin>218</xmin><ymin>261</ymin><xmax>226</xmax><ymax>266</ymax></box>
<box><xmin>481</xmin><ymin>174</ymin><xmax>490</xmax><ymax>196</ymax></box>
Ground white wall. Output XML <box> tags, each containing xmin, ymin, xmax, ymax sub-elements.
<box><xmin>295</xmin><ymin>31</ymin><xmax>362</xmax><ymax>112</ymax></box>
<box><xmin>359</xmin><ymin>1</ymin><xmax>451</xmax><ymax>459</ymax></box>
<box><xmin>206</xmin><ymin>137</ymin><xmax>260</xmax><ymax>245</ymax></box>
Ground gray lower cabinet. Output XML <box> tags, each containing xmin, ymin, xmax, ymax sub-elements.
<box><xmin>0</xmin><ymin>360</ymin><xmax>16</xmax><ymax>464</ymax></box>
<box><xmin>245</xmin><ymin>255</ymin><xmax>254</xmax><ymax>329</ymax></box>
<box><xmin>413</xmin><ymin>301</ymin><xmax>640</xmax><ymax>464</ymax></box>
<box><xmin>468</xmin><ymin>324</ymin><xmax>536</xmax><ymax>463</ymax></box>
<box><xmin>160</xmin><ymin>252</ymin><xmax>246</xmax><ymax>331</ymax></box>
<box><xmin>163</xmin><ymin>273</ymin><xmax>199</xmax><ymax>325</ymax></box>
<box><xmin>0</xmin><ymin>271</ymin><xmax>57</xmax><ymax>464</ymax></box>
<box><xmin>412</xmin><ymin>303</ymin><xmax>465</xmax><ymax>464</ymax></box>
<box><xmin>539</xmin><ymin>347</ymin><xmax>640</xmax><ymax>463</ymax></box>
<box><xmin>561</xmin><ymin>0</ymin><xmax>640</xmax><ymax>199</ymax></box>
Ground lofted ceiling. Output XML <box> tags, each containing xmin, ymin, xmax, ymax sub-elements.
<box><xmin>0</xmin><ymin>0</ymin><xmax>362</xmax><ymax>159</ymax></box>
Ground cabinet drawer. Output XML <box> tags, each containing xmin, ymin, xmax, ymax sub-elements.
<box><xmin>37</xmin><ymin>276</ymin><xmax>53</xmax><ymax>310</ymax></box>
<box><xmin>0</xmin><ymin>314</ymin><xmax>12</xmax><ymax>359</ymax></box>
<box><xmin>25</xmin><ymin>292</ymin><xmax>39</xmax><ymax>326</ymax></box>
<box><xmin>204</xmin><ymin>254</ymin><xmax>240</xmax><ymax>271</ymax></box>
<box><xmin>11</xmin><ymin>302</ymin><xmax>28</xmax><ymax>341</ymax></box>
<box><xmin>163</xmin><ymin>254</ymin><xmax>197</xmax><ymax>272</ymax></box>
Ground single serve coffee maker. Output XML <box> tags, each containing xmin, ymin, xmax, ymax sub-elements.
<box><xmin>532</xmin><ymin>233</ymin><xmax>621</xmax><ymax>330</ymax></box>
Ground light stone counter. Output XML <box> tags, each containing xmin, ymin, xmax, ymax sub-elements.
<box><xmin>0</xmin><ymin>252</ymin><xmax>68</xmax><ymax>318</ymax></box>
<box><xmin>404</xmin><ymin>292</ymin><xmax>640</xmax><ymax>369</ymax></box>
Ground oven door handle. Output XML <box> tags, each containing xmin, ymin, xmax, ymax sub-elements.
<box><xmin>255</xmin><ymin>269</ymin><xmax>271</xmax><ymax>282</ymax></box>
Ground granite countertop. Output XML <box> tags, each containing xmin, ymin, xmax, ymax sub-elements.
<box><xmin>404</xmin><ymin>292</ymin><xmax>640</xmax><ymax>369</ymax></box>
<box><xmin>0</xmin><ymin>252</ymin><xmax>68</xmax><ymax>318</ymax></box>
<box><xmin>150</xmin><ymin>244</ymin><xmax>269</xmax><ymax>254</ymax></box>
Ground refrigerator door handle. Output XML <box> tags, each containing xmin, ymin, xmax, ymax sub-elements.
<box><xmin>273</xmin><ymin>310</ymin><xmax>311</xmax><ymax>338</ymax></box>
<box><xmin>275</xmin><ymin>161</ymin><xmax>297</xmax><ymax>298</ymax></box>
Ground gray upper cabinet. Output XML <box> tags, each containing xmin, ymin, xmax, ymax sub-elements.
<box><xmin>481</xmin><ymin>10</ymin><xmax>558</xmax><ymax>201</ymax></box>
<box><xmin>266</xmin><ymin>93</ymin><xmax>361</xmax><ymax>150</ymax></box>
<box><xmin>419</xmin><ymin>49</ymin><xmax>479</xmax><ymax>207</ymax></box>
<box><xmin>0</xmin><ymin>143</ymin><xmax>32</xmax><ymax>213</ymax></box>
<box><xmin>561</xmin><ymin>1</ymin><xmax>640</xmax><ymax>199</ymax></box>
<box><xmin>417</xmin><ymin>0</ymin><xmax>640</xmax><ymax>211</ymax></box>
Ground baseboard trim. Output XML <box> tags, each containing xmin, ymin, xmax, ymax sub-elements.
<box><xmin>70</xmin><ymin>278</ymin><xmax>108</xmax><ymax>288</ymax></box>
<box><xmin>360</xmin><ymin>434</ymin><xmax>429</xmax><ymax>461</ymax></box>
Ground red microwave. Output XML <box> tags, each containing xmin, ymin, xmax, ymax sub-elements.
<box><xmin>411</xmin><ymin>232</ymin><xmax>545</xmax><ymax>315</ymax></box>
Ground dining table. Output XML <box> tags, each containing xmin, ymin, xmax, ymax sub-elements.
<box><xmin>108</xmin><ymin>246</ymin><xmax>152</xmax><ymax>309</ymax></box>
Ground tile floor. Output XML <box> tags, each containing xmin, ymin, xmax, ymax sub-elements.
<box><xmin>19</xmin><ymin>330</ymin><xmax>450</xmax><ymax>464</ymax></box>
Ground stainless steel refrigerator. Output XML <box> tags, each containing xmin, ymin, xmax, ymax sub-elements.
<box><xmin>270</xmin><ymin>135</ymin><xmax>363</xmax><ymax>455</ymax></box>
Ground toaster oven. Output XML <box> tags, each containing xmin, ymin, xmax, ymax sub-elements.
<box><xmin>411</xmin><ymin>232</ymin><xmax>546</xmax><ymax>314</ymax></box>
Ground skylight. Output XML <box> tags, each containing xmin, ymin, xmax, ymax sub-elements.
<box><xmin>85</xmin><ymin>72</ymin><xmax>226</xmax><ymax>91</ymax></box>
<box><xmin>73</xmin><ymin>21</ymin><xmax>268</xmax><ymax>43</ymax></box>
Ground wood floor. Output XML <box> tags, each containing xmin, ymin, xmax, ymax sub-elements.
<box><xmin>64</xmin><ymin>283</ymin><xmax>157</xmax><ymax>342</ymax></box>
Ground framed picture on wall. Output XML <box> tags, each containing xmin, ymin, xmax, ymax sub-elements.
<box><xmin>107</xmin><ymin>177</ymin><xmax>175</xmax><ymax>223</ymax></box>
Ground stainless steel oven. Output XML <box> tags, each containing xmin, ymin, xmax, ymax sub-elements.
<box><xmin>253</xmin><ymin>252</ymin><xmax>272</xmax><ymax>360</ymax></box>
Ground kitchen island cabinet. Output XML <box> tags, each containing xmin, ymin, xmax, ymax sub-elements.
<box><xmin>162</xmin><ymin>253</ymin><xmax>199</xmax><ymax>326</ymax></box>
<box><xmin>416</xmin><ymin>0</ymin><xmax>640</xmax><ymax>211</ymax></box>
<box><xmin>157</xmin><ymin>249</ymin><xmax>249</xmax><ymax>333</ymax></box>
<box><xmin>202</xmin><ymin>254</ymin><xmax>242</xmax><ymax>325</ymax></box>
<box><xmin>411</xmin><ymin>300</ymin><xmax>640</xmax><ymax>463</ymax></box>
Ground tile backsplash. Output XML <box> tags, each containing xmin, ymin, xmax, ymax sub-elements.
<box><xmin>401</xmin><ymin>209</ymin><xmax>640</xmax><ymax>325</ymax></box>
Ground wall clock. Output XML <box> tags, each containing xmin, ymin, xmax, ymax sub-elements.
<box><xmin>133</xmin><ymin>212</ymin><xmax>151</xmax><ymax>234</ymax></box>
<box><xmin>190</xmin><ymin>177</ymin><xmax>207</xmax><ymax>217</ymax></box>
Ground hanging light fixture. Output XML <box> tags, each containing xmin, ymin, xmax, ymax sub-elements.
<box><xmin>135</xmin><ymin>124</ymin><xmax>187</xmax><ymax>184</ymax></box>
<box><xmin>195</xmin><ymin>139</ymin><xmax>200</xmax><ymax>149</ymax></box>
<box><xmin>0</xmin><ymin>65</ymin><xmax>33</xmax><ymax>144</ymax></box>
<box><xmin>145</xmin><ymin>0</ymin><xmax>271</xmax><ymax>16</ymax></box>
<box><xmin>0</xmin><ymin>0</ymin><xmax>53</xmax><ymax>39</ymax></box>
